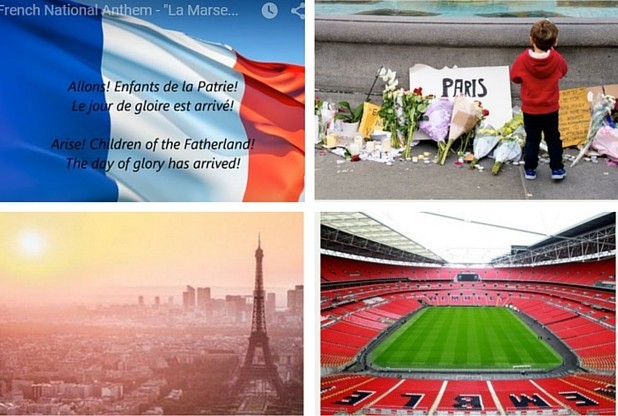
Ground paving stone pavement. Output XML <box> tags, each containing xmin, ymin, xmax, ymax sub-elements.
<box><xmin>314</xmin><ymin>141</ymin><xmax>618</xmax><ymax>200</ymax></box>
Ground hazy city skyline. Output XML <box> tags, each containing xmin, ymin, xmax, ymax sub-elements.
<box><xmin>0</xmin><ymin>212</ymin><xmax>303</xmax><ymax>306</ymax></box>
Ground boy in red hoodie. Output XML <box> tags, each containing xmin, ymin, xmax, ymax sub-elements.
<box><xmin>511</xmin><ymin>19</ymin><xmax>568</xmax><ymax>180</ymax></box>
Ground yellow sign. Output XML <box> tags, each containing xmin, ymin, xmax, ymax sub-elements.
<box><xmin>358</xmin><ymin>102</ymin><xmax>383</xmax><ymax>139</ymax></box>
<box><xmin>559</xmin><ymin>88</ymin><xmax>591</xmax><ymax>148</ymax></box>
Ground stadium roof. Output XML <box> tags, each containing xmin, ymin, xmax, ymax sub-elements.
<box><xmin>321</xmin><ymin>211</ymin><xmax>614</xmax><ymax>266</ymax></box>
<box><xmin>526</xmin><ymin>212</ymin><xmax>615</xmax><ymax>251</ymax></box>
<box><xmin>490</xmin><ymin>212</ymin><xmax>615</xmax><ymax>266</ymax></box>
<box><xmin>320</xmin><ymin>212</ymin><xmax>446</xmax><ymax>265</ymax></box>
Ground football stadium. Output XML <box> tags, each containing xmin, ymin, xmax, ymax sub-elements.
<box><xmin>320</xmin><ymin>212</ymin><xmax>616</xmax><ymax>415</ymax></box>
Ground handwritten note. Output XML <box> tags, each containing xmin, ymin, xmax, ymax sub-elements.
<box><xmin>559</xmin><ymin>88</ymin><xmax>591</xmax><ymax>148</ymax></box>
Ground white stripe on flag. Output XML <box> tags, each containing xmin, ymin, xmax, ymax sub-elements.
<box><xmin>101</xmin><ymin>13</ymin><xmax>249</xmax><ymax>201</ymax></box>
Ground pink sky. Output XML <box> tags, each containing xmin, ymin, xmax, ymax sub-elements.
<box><xmin>0</xmin><ymin>212</ymin><xmax>303</xmax><ymax>305</ymax></box>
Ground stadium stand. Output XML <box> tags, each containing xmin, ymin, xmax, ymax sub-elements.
<box><xmin>321</xmin><ymin>212</ymin><xmax>615</xmax><ymax>415</ymax></box>
<box><xmin>321</xmin><ymin>374</ymin><xmax>617</xmax><ymax>415</ymax></box>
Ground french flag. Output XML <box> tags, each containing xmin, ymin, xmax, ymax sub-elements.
<box><xmin>0</xmin><ymin>0</ymin><xmax>304</xmax><ymax>201</ymax></box>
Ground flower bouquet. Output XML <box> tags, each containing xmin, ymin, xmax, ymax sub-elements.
<box><xmin>437</xmin><ymin>96</ymin><xmax>483</xmax><ymax>165</ymax></box>
<box><xmin>419</xmin><ymin>98</ymin><xmax>453</xmax><ymax>141</ymax></box>
<box><xmin>491</xmin><ymin>138</ymin><xmax>522</xmax><ymax>175</ymax></box>
<box><xmin>469</xmin><ymin>121</ymin><xmax>500</xmax><ymax>169</ymax></box>
<box><xmin>497</xmin><ymin>110</ymin><xmax>524</xmax><ymax>139</ymax></box>
<box><xmin>571</xmin><ymin>94</ymin><xmax>617</xmax><ymax>167</ymax></box>
<box><xmin>592</xmin><ymin>125</ymin><xmax>618</xmax><ymax>162</ymax></box>
<box><xmin>377</xmin><ymin>68</ymin><xmax>432</xmax><ymax>158</ymax></box>
<box><xmin>419</xmin><ymin>98</ymin><xmax>453</xmax><ymax>153</ymax></box>
<box><xmin>318</xmin><ymin>100</ymin><xmax>337</xmax><ymax>140</ymax></box>
<box><xmin>457</xmin><ymin>102</ymin><xmax>489</xmax><ymax>157</ymax></box>
<box><xmin>491</xmin><ymin>114</ymin><xmax>525</xmax><ymax>175</ymax></box>
<box><xmin>377</xmin><ymin>68</ymin><xmax>403</xmax><ymax>149</ymax></box>
<box><xmin>400</xmin><ymin>87</ymin><xmax>431</xmax><ymax>159</ymax></box>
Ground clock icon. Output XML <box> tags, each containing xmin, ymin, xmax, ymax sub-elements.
<box><xmin>261</xmin><ymin>2</ymin><xmax>278</xmax><ymax>19</ymax></box>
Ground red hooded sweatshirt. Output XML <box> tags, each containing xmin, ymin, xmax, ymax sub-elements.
<box><xmin>510</xmin><ymin>48</ymin><xmax>568</xmax><ymax>114</ymax></box>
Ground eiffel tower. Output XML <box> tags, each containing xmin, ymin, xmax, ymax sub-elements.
<box><xmin>232</xmin><ymin>235</ymin><xmax>286</xmax><ymax>400</ymax></box>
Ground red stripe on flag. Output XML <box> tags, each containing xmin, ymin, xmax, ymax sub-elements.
<box><xmin>234</xmin><ymin>54</ymin><xmax>304</xmax><ymax>202</ymax></box>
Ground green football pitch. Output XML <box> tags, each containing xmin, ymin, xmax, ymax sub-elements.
<box><xmin>369</xmin><ymin>307</ymin><xmax>562</xmax><ymax>370</ymax></box>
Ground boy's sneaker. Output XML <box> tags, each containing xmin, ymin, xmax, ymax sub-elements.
<box><xmin>524</xmin><ymin>169</ymin><xmax>537</xmax><ymax>180</ymax></box>
<box><xmin>551</xmin><ymin>168</ymin><xmax>566</xmax><ymax>180</ymax></box>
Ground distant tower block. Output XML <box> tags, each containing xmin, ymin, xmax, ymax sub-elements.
<box><xmin>232</xmin><ymin>235</ymin><xmax>286</xmax><ymax>399</ymax></box>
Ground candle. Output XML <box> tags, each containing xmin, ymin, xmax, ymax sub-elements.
<box><xmin>326</xmin><ymin>134</ymin><xmax>338</xmax><ymax>148</ymax></box>
<box><xmin>354</xmin><ymin>135</ymin><xmax>364</xmax><ymax>150</ymax></box>
<box><xmin>382</xmin><ymin>139</ymin><xmax>391</xmax><ymax>152</ymax></box>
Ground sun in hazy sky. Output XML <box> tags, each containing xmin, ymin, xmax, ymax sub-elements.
<box><xmin>0</xmin><ymin>212</ymin><xmax>303</xmax><ymax>304</ymax></box>
<box><xmin>17</xmin><ymin>229</ymin><xmax>47</xmax><ymax>257</ymax></box>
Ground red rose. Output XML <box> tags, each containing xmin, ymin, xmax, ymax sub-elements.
<box><xmin>413</xmin><ymin>87</ymin><xmax>423</xmax><ymax>96</ymax></box>
<box><xmin>483</xmin><ymin>109</ymin><xmax>490</xmax><ymax>117</ymax></box>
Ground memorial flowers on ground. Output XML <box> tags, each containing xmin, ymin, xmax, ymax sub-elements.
<box><xmin>317</xmin><ymin>71</ymin><xmax>618</xmax><ymax>178</ymax></box>
<box><xmin>419</xmin><ymin>98</ymin><xmax>453</xmax><ymax>162</ymax></box>
<box><xmin>592</xmin><ymin>126</ymin><xmax>618</xmax><ymax>162</ymax></box>
<box><xmin>469</xmin><ymin>121</ymin><xmax>500</xmax><ymax>169</ymax></box>
<box><xmin>400</xmin><ymin>87</ymin><xmax>432</xmax><ymax>159</ymax></box>
<box><xmin>378</xmin><ymin>68</ymin><xmax>432</xmax><ymax>157</ymax></box>
<box><xmin>315</xmin><ymin>98</ymin><xmax>337</xmax><ymax>143</ymax></box>
<box><xmin>496</xmin><ymin>110</ymin><xmax>524</xmax><ymax>139</ymax></box>
<box><xmin>436</xmin><ymin>96</ymin><xmax>485</xmax><ymax>165</ymax></box>
<box><xmin>491</xmin><ymin>112</ymin><xmax>525</xmax><ymax>175</ymax></box>
<box><xmin>377</xmin><ymin>68</ymin><xmax>402</xmax><ymax>149</ymax></box>
<box><xmin>572</xmin><ymin>94</ymin><xmax>617</xmax><ymax>167</ymax></box>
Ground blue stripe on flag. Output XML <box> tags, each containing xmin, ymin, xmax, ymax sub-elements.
<box><xmin>0</xmin><ymin>0</ymin><xmax>118</xmax><ymax>201</ymax></box>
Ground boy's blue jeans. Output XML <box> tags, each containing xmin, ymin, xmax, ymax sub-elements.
<box><xmin>523</xmin><ymin>111</ymin><xmax>564</xmax><ymax>171</ymax></box>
